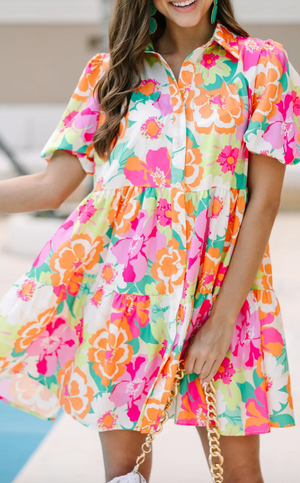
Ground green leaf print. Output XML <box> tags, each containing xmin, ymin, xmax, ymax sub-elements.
<box><xmin>270</xmin><ymin>413</ymin><xmax>295</xmax><ymax>427</ymax></box>
<box><xmin>276</xmin><ymin>339</ymin><xmax>289</xmax><ymax>373</ymax></box>
<box><xmin>236</xmin><ymin>381</ymin><xmax>264</xmax><ymax>406</ymax></box>
<box><xmin>253</xmin><ymin>368</ymin><xmax>265</xmax><ymax>388</ymax></box>
<box><xmin>222</xmin><ymin>381</ymin><xmax>242</xmax><ymax>411</ymax></box>
<box><xmin>234</xmin><ymin>172</ymin><xmax>247</xmax><ymax>189</ymax></box>
<box><xmin>88</xmin><ymin>361</ymin><xmax>114</xmax><ymax>393</ymax></box>
<box><xmin>218</xmin><ymin>406</ymin><xmax>243</xmax><ymax>428</ymax></box>
<box><xmin>186</xmin><ymin>128</ymin><xmax>198</xmax><ymax>149</ymax></box>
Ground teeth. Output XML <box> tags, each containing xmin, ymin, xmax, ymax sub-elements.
<box><xmin>172</xmin><ymin>0</ymin><xmax>195</xmax><ymax>6</ymax></box>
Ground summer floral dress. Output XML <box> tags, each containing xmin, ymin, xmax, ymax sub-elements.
<box><xmin>0</xmin><ymin>21</ymin><xmax>299</xmax><ymax>436</ymax></box>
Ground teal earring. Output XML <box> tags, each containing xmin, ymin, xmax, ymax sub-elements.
<box><xmin>211</xmin><ymin>0</ymin><xmax>218</xmax><ymax>24</ymax></box>
<box><xmin>150</xmin><ymin>0</ymin><xmax>158</xmax><ymax>35</ymax></box>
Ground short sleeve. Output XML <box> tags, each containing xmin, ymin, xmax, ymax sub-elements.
<box><xmin>243</xmin><ymin>42</ymin><xmax>300</xmax><ymax>166</ymax></box>
<box><xmin>40</xmin><ymin>53</ymin><xmax>106</xmax><ymax>175</ymax></box>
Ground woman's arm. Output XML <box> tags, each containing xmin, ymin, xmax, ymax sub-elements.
<box><xmin>0</xmin><ymin>150</ymin><xmax>87</xmax><ymax>214</ymax></box>
<box><xmin>184</xmin><ymin>152</ymin><xmax>286</xmax><ymax>382</ymax></box>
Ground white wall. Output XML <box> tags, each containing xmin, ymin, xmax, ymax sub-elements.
<box><xmin>0</xmin><ymin>0</ymin><xmax>104</xmax><ymax>24</ymax></box>
<box><xmin>234</xmin><ymin>0</ymin><xmax>300</xmax><ymax>24</ymax></box>
<box><xmin>1</xmin><ymin>0</ymin><xmax>300</xmax><ymax>25</ymax></box>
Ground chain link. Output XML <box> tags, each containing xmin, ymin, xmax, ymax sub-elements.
<box><xmin>204</xmin><ymin>381</ymin><xmax>224</xmax><ymax>482</ymax></box>
<box><xmin>133</xmin><ymin>359</ymin><xmax>224</xmax><ymax>482</ymax></box>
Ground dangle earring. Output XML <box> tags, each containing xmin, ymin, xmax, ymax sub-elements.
<box><xmin>150</xmin><ymin>0</ymin><xmax>158</xmax><ymax>35</ymax></box>
<box><xmin>211</xmin><ymin>0</ymin><xmax>218</xmax><ymax>24</ymax></box>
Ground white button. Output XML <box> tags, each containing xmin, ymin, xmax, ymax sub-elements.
<box><xmin>176</xmin><ymin>224</ymin><xmax>182</xmax><ymax>232</ymax></box>
<box><xmin>176</xmin><ymin>262</ymin><xmax>182</xmax><ymax>269</ymax></box>
<box><xmin>175</xmin><ymin>139</ymin><xmax>182</xmax><ymax>148</ymax></box>
<box><xmin>175</xmin><ymin>181</ymin><xmax>181</xmax><ymax>188</ymax></box>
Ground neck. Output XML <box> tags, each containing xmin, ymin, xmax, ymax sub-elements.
<box><xmin>154</xmin><ymin>13</ymin><xmax>216</xmax><ymax>57</ymax></box>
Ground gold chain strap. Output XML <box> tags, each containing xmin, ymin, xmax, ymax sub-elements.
<box><xmin>133</xmin><ymin>359</ymin><xmax>224</xmax><ymax>482</ymax></box>
<box><xmin>204</xmin><ymin>380</ymin><xmax>224</xmax><ymax>482</ymax></box>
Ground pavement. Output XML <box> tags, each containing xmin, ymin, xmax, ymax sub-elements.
<box><xmin>0</xmin><ymin>212</ymin><xmax>299</xmax><ymax>483</ymax></box>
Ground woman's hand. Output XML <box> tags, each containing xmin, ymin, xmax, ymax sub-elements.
<box><xmin>183</xmin><ymin>315</ymin><xmax>236</xmax><ymax>385</ymax></box>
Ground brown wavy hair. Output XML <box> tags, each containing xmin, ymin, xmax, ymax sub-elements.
<box><xmin>93</xmin><ymin>0</ymin><xmax>249</xmax><ymax>160</ymax></box>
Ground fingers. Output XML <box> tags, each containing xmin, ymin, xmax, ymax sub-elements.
<box><xmin>184</xmin><ymin>352</ymin><xmax>219</xmax><ymax>385</ymax></box>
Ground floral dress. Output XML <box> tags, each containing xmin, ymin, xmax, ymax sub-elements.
<box><xmin>0</xmin><ymin>21</ymin><xmax>299</xmax><ymax>436</ymax></box>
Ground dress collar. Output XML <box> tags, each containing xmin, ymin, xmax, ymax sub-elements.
<box><xmin>144</xmin><ymin>20</ymin><xmax>240</xmax><ymax>60</ymax></box>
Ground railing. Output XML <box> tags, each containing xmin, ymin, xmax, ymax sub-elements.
<box><xmin>0</xmin><ymin>135</ymin><xmax>29</xmax><ymax>176</ymax></box>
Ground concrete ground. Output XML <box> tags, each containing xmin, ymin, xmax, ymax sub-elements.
<box><xmin>0</xmin><ymin>212</ymin><xmax>299</xmax><ymax>483</ymax></box>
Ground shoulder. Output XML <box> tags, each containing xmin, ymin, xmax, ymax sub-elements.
<box><xmin>82</xmin><ymin>52</ymin><xmax>111</xmax><ymax>81</ymax></box>
<box><xmin>237</xmin><ymin>35</ymin><xmax>290</xmax><ymax>74</ymax></box>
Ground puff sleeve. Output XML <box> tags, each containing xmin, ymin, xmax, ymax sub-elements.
<box><xmin>40</xmin><ymin>53</ymin><xmax>105</xmax><ymax>175</ymax></box>
<box><xmin>243</xmin><ymin>41</ymin><xmax>300</xmax><ymax>166</ymax></box>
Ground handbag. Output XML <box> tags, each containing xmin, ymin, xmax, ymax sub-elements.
<box><xmin>108</xmin><ymin>359</ymin><xmax>224</xmax><ymax>483</ymax></box>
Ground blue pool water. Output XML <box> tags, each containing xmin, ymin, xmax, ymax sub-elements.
<box><xmin>0</xmin><ymin>401</ymin><xmax>60</xmax><ymax>483</ymax></box>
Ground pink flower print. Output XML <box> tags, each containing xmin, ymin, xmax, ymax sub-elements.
<box><xmin>214</xmin><ymin>356</ymin><xmax>236</xmax><ymax>384</ymax></box>
<box><xmin>230</xmin><ymin>300</ymin><xmax>261</xmax><ymax>369</ymax></box>
<box><xmin>217</xmin><ymin>146</ymin><xmax>239</xmax><ymax>174</ymax></box>
<box><xmin>177</xmin><ymin>379</ymin><xmax>207</xmax><ymax>426</ymax></box>
<box><xmin>200</xmin><ymin>53</ymin><xmax>219</xmax><ymax>70</ymax></box>
<box><xmin>27</xmin><ymin>317</ymin><xmax>76</xmax><ymax>376</ymax></box>
<box><xmin>111</xmin><ymin>211</ymin><xmax>166</xmax><ymax>283</ymax></box>
<box><xmin>159</xmin><ymin>339</ymin><xmax>168</xmax><ymax>357</ymax></box>
<box><xmin>263</xmin><ymin>92</ymin><xmax>300</xmax><ymax>164</ymax></box>
<box><xmin>73</xmin><ymin>97</ymin><xmax>100</xmax><ymax>144</ymax></box>
<box><xmin>152</xmin><ymin>93</ymin><xmax>173</xmax><ymax>116</ymax></box>
<box><xmin>110</xmin><ymin>355</ymin><xmax>159</xmax><ymax>422</ymax></box>
<box><xmin>291</xmin><ymin>90</ymin><xmax>300</xmax><ymax>115</ymax></box>
<box><xmin>62</xmin><ymin>110</ymin><xmax>77</xmax><ymax>127</ymax></box>
<box><xmin>78</xmin><ymin>198</ymin><xmax>97</xmax><ymax>224</ymax></box>
<box><xmin>146</xmin><ymin>147</ymin><xmax>171</xmax><ymax>186</ymax></box>
<box><xmin>140</xmin><ymin>117</ymin><xmax>164</xmax><ymax>139</ymax></box>
<box><xmin>157</xmin><ymin>198</ymin><xmax>172</xmax><ymax>227</ymax></box>
<box><xmin>111</xmin><ymin>293</ymin><xmax>151</xmax><ymax>339</ymax></box>
<box><xmin>186</xmin><ymin>208</ymin><xmax>210</xmax><ymax>285</ymax></box>
<box><xmin>75</xmin><ymin>318</ymin><xmax>83</xmax><ymax>345</ymax></box>
<box><xmin>33</xmin><ymin>208</ymin><xmax>80</xmax><ymax>267</ymax></box>
<box><xmin>124</xmin><ymin>147</ymin><xmax>171</xmax><ymax>187</ymax></box>
<box><xmin>16</xmin><ymin>278</ymin><xmax>37</xmax><ymax>302</ymax></box>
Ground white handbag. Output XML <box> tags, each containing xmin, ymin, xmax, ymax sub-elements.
<box><xmin>107</xmin><ymin>360</ymin><xmax>224</xmax><ymax>483</ymax></box>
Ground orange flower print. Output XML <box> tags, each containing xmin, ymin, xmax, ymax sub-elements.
<box><xmin>57</xmin><ymin>362</ymin><xmax>94</xmax><ymax>420</ymax></box>
<box><xmin>151</xmin><ymin>239</ymin><xmax>185</xmax><ymax>294</ymax></box>
<box><xmin>76</xmin><ymin>53</ymin><xmax>106</xmax><ymax>102</ymax></box>
<box><xmin>49</xmin><ymin>234</ymin><xmax>103</xmax><ymax>287</ymax></box>
<box><xmin>185</xmin><ymin>137</ymin><xmax>204</xmax><ymax>190</ymax></box>
<box><xmin>16</xmin><ymin>278</ymin><xmax>37</xmax><ymax>302</ymax></box>
<box><xmin>134</xmin><ymin>79</ymin><xmax>160</xmax><ymax>96</ymax></box>
<box><xmin>14</xmin><ymin>306</ymin><xmax>57</xmax><ymax>353</ymax></box>
<box><xmin>287</xmin><ymin>375</ymin><xmax>293</xmax><ymax>410</ymax></box>
<box><xmin>0</xmin><ymin>357</ymin><xmax>9</xmax><ymax>374</ymax></box>
<box><xmin>97</xmin><ymin>410</ymin><xmax>118</xmax><ymax>430</ymax></box>
<box><xmin>141</xmin><ymin>117</ymin><xmax>164</xmax><ymax>139</ymax></box>
<box><xmin>91</xmin><ymin>286</ymin><xmax>105</xmax><ymax>307</ymax></box>
<box><xmin>251</xmin><ymin>68</ymin><xmax>283</xmax><ymax>123</ymax></box>
<box><xmin>197</xmin><ymin>247</ymin><xmax>220</xmax><ymax>295</ymax></box>
<box><xmin>111</xmin><ymin>192</ymin><xmax>141</xmax><ymax>237</ymax></box>
<box><xmin>88</xmin><ymin>319</ymin><xmax>134</xmax><ymax>387</ymax></box>
<box><xmin>194</xmin><ymin>81</ymin><xmax>245</xmax><ymax>135</ymax></box>
<box><xmin>211</xmin><ymin>196</ymin><xmax>225</xmax><ymax>219</ymax></box>
<box><xmin>100</xmin><ymin>263</ymin><xmax>117</xmax><ymax>285</ymax></box>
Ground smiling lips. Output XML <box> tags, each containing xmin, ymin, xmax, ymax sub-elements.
<box><xmin>171</xmin><ymin>0</ymin><xmax>197</xmax><ymax>6</ymax></box>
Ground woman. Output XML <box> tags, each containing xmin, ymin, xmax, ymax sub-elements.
<box><xmin>0</xmin><ymin>0</ymin><xmax>299</xmax><ymax>482</ymax></box>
